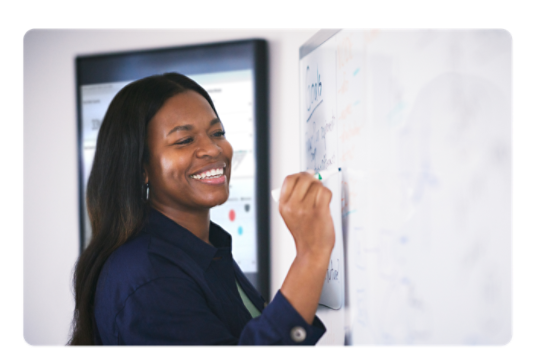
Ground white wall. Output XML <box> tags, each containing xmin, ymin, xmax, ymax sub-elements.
<box><xmin>23</xmin><ymin>29</ymin><xmax>317</xmax><ymax>345</ymax></box>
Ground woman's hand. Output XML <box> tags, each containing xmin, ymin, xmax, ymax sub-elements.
<box><xmin>278</xmin><ymin>171</ymin><xmax>335</xmax><ymax>258</ymax></box>
<box><xmin>278</xmin><ymin>171</ymin><xmax>336</xmax><ymax>325</ymax></box>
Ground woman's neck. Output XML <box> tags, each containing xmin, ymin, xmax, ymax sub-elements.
<box><xmin>150</xmin><ymin>202</ymin><xmax>211</xmax><ymax>244</ymax></box>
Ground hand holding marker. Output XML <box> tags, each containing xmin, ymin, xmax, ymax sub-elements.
<box><xmin>276</xmin><ymin>167</ymin><xmax>339</xmax><ymax>323</ymax></box>
<box><xmin>271</xmin><ymin>168</ymin><xmax>342</xmax><ymax>202</ymax></box>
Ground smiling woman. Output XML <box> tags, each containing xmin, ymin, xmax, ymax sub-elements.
<box><xmin>68</xmin><ymin>73</ymin><xmax>335</xmax><ymax>345</ymax></box>
<box><xmin>144</xmin><ymin>91</ymin><xmax>233</xmax><ymax>244</ymax></box>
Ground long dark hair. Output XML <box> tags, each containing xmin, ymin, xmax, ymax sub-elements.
<box><xmin>68</xmin><ymin>73</ymin><xmax>218</xmax><ymax>345</ymax></box>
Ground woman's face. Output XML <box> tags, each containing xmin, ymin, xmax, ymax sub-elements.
<box><xmin>145</xmin><ymin>90</ymin><xmax>233</xmax><ymax>212</ymax></box>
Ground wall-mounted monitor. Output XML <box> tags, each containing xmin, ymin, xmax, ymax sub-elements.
<box><xmin>76</xmin><ymin>39</ymin><xmax>269</xmax><ymax>299</ymax></box>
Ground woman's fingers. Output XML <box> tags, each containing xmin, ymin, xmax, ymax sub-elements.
<box><xmin>280</xmin><ymin>171</ymin><xmax>333</xmax><ymax>209</ymax></box>
<box><xmin>278</xmin><ymin>170</ymin><xmax>336</xmax><ymax>258</ymax></box>
<box><xmin>289</xmin><ymin>173</ymin><xmax>317</xmax><ymax>204</ymax></box>
<box><xmin>280</xmin><ymin>171</ymin><xmax>315</xmax><ymax>204</ymax></box>
<box><xmin>314</xmin><ymin>185</ymin><xmax>332</xmax><ymax>209</ymax></box>
<box><xmin>303</xmin><ymin>180</ymin><xmax>323</xmax><ymax>208</ymax></box>
<box><xmin>279</xmin><ymin>173</ymin><xmax>301</xmax><ymax>204</ymax></box>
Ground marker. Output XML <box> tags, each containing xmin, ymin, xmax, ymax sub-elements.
<box><xmin>271</xmin><ymin>168</ymin><xmax>342</xmax><ymax>203</ymax></box>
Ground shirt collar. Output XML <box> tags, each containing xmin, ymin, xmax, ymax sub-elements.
<box><xmin>144</xmin><ymin>208</ymin><xmax>232</xmax><ymax>271</ymax></box>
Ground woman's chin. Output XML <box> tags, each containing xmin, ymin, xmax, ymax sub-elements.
<box><xmin>200</xmin><ymin>192</ymin><xmax>229</xmax><ymax>209</ymax></box>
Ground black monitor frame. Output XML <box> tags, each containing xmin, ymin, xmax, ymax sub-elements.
<box><xmin>75</xmin><ymin>39</ymin><xmax>270</xmax><ymax>300</ymax></box>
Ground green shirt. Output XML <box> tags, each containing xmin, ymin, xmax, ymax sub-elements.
<box><xmin>235</xmin><ymin>280</ymin><xmax>262</xmax><ymax>318</ymax></box>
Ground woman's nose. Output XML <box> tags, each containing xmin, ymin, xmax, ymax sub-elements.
<box><xmin>195</xmin><ymin>135</ymin><xmax>221</xmax><ymax>158</ymax></box>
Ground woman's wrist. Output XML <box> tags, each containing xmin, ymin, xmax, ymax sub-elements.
<box><xmin>295</xmin><ymin>247</ymin><xmax>332</xmax><ymax>267</ymax></box>
<box><xmin>280</xmin><ymin>249</ymin><xmax>333</xmax><ymax>325</ymax></box>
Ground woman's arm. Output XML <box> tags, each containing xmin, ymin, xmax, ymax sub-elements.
<box><xmin>277</xmin><ymin>171</ymin><xmax>336</xmax><ymax>325</ymax></box>
<box><xmin>111</xmin><ymin>275</ymin><xmax>326</xmax><ymax>345</ymax></box>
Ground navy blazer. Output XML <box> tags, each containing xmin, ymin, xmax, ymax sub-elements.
<box><xmin>94</xmin><ymin>208</ymin><xmax>326</xmax><ymax>345</ymax></box>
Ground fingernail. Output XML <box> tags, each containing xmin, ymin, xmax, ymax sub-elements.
<box><xmin>306</xmin><ymin>169</ymin><xmax>315</xmax><ymax>175</ymax></box>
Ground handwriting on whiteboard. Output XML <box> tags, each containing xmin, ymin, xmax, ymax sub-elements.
<box><xmin>305</xmin><ymin>65</ymin><xmax>323</xmax><ymax>122</ymax></box>
<box><xmin>326</xmin><ymin>258</ymin><xmax>340</xmax><ymax>283</ymax></box>
<box><xmin>305</xmin><ymin>113</ymin><xmax>337</xmax><ymax>172</ymax></box>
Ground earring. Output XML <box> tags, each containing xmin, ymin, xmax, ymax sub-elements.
<box><xmin>142</xmin><ymin>182</ymin><xmax>150</xmax><ymax>201</ymax></box>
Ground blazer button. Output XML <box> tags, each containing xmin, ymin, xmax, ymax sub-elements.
<box><xmin>290</xmin><ymin>326</ymin><xmax>306</xmax><ymax>343</ymax></box>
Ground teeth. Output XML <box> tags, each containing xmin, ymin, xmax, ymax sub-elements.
<box><xmin>191</xmin><ymin>168</ymin><xmax>224</xmax><ymax>180</ymax></box>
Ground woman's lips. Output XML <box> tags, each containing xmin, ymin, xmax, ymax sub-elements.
<box><xmin>189</xmin><ymin>162</ymin><xmax>227</xmax><ymax>177</ymax></box>
<box><xmin>192</xmin><ymin>175</ymin><xmax>226</xmax><ymax>185</ymax></box>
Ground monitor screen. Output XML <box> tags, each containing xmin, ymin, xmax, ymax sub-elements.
<box><xmin>76</xmin><ymin>40</ymin><xmax>269</xmax><ymax>298</ymax></box>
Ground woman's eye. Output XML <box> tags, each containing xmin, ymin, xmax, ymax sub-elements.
<box><xmin>175</xmin><ymin>138</ymin><xmax>193</xmax><ymax>145</ymax></box>
<box><xmin>213</xmin><ymin>131</ymin><xmax>226</xmax><ymax>137</ymax></box>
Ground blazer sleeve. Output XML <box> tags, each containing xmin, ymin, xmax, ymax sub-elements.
<box><xmin>114</xmin><ymin>276</ymin><xmax>326</xmax><ymax>345</ymax></box>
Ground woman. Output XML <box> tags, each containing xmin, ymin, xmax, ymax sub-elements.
<box><xmin>69</xmin><ymin>73</ymin><xmax>335</xmax><ymax>345</ymax></box>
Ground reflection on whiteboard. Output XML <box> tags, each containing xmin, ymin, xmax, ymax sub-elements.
<box><xmin>300</xmin><ymin>30</ymin><xmax>511</xmax><ymax>345</ymax></box>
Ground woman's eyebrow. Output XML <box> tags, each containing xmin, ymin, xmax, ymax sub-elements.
<box><xmin>167</xmin><ymin>124</ymin><xmax>193</xmax><ymax>136</ymax></box>
<box><xmin>209</xmin><ymin>118</ymin><xmax>222</xmax><ymax>127</ymax></box>
<box><xmin>167</xmin><ymin>119</ymin><xmax>222</xmax><ymax>136</ymax></box>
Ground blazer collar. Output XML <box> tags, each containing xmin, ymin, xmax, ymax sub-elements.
<box><xmin>145</xmin><ymin>208</ymin><xmax>232</xmax><ymax>271</ymax></box>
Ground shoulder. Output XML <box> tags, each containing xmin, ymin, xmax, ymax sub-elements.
<box><xmin>94</xmin><ymin>230</ymin><xmax>198</xmax><ymax>343</ymax></box>
<box><xmin>99</xmin><ymin>232</ymin><xmax>152</xmax><ymax>284</ymax></box>
<box><xmin>93</xmin><ymin>232</ymin><xmax>152</xmax><ymax>343</ymax></box>
<box><xmin>95</xmin><ymin>232</ymin><xmax>154</xmax><ymax>312</ymax></box>
<box><xmin>96</xmin><ymin>229</ymin><xmax>195</xmax><ymax>298</ymax></box>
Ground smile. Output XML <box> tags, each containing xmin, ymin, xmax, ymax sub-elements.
<box><xmin>189</xmin><ymin>167</ymin><xmax>225</xmax><ymax>180</ymax></box>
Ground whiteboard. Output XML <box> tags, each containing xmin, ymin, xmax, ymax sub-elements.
<box><xmin>318</xmin><ymin>171</ymin><xmax>345</xmax><ymax>311</ymax></box>
<box><xmin>299</xmin><ymin>29</ymin><xmax>511</xmax><ymax>345</ymax></box>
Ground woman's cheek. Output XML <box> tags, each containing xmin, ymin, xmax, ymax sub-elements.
<box><xmin>223</xmin><ymin>140</ymin><xmax>234</xmax><ymax>171</ymax></box>
<box><xmin>159</xmin><ymin>156</ymin><xmax>180</xmax><ymax>182</ymax></box>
